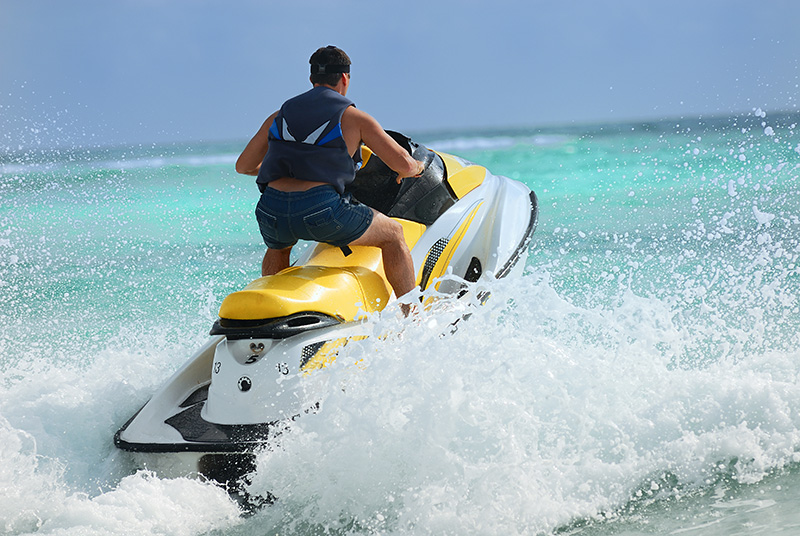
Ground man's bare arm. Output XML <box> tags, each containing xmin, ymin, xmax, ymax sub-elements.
<box><xmin>236</xmin><ymin>111</ymin><xmax>279</xmax><ymax>176</ymax></box>
<box><xmin>343</xmin><ymin>107</ymin><xmax>423</xmax><ymax>181</ymax></box>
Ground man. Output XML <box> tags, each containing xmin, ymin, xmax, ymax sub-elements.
<box><xmin>236</xmin><ymin>45</ymin><xmax>424</xmax><ymax>307</ymax></box>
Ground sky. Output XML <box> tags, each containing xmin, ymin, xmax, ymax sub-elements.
<box><xmin>2</xmin><ymin>0</ymin><xmax>799</xmax><ymax>149</ymax></box>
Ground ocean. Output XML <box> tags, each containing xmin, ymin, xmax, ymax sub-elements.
<box><xmin>1</xmin><ymin>111</ymin><xmax>799</xmax><ymax>535</ymax></box>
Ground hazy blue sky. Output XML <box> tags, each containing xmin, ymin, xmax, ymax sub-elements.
<box><xmin>2</xmin><ymin>0</ymin><xmax>799</xmax><ymax>148</ymax></box>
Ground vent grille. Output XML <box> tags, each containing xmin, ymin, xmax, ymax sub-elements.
<box><xmin>419</xmin><ymin>237</ymin><xmax>449</xmax><ymax>290</ymax></box>
<box><xmin>300</xmin><ymin>341</ymin><xmax>326</xmax><ymax>369</ymax></box>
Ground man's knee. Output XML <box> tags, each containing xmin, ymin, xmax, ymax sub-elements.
<box><xmin>384</xmin><ymin>218</ymin><xmax>405</xmax><ymax>245</ymax></box>
<box><xmin>365</xmin><ymin>215</ymin><xmax>404</xmax><ymax>247</ymax></box>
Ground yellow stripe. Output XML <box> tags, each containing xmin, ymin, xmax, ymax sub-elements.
<box><xmin>424</xmin><ymin>202</ymin><xmax>483</xmax><ymax>290</ymax></box>
<box><xmin>301</xmin><ymin>335</ymin><xmax>368</xmax><ymax>373</ymax></box>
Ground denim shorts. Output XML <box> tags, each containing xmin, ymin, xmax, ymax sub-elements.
<box><xmin>255</xmin><ymin>185</ymin><xmax>374</xmax><ymax>250</ymax></box>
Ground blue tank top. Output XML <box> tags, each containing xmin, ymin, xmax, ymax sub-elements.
<box><xmin>257</xmin><ymin>86</ymin><xmax>361</xmax><ymax>194</ymax></box>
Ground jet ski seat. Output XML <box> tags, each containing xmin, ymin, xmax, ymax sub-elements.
<box><xmin>218</xmin><ymin>263</ymin><xmax>390</xmax><ymax>322</ymax></box>
<box><xmin>217</xmin><ymin>219</ymin><xmax>426</xmax><ymax>323</ymax></box>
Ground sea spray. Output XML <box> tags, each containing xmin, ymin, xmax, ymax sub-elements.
<box><xmin>1</xmin><ymin>112</ymin><xmax>799</xmax><ymax>535</ymax></box>
<box><xmin>0</xmin><ymin>330</ymin><xmax>244</xmax><ymax>535</ymax></box>
<box><xmin>4</xmin><ymin>470</ymin><xmax>241</xmax><ymax>536</ymax></box>
<box><xmin>0</xmin><ymin>415</ymin><xmax>68</xmax><ymax>533</ymax></box>
<box><xmin>241</xmin><ymin>268</ymin><xmax>800</xmax><ymax>535</ymax></box>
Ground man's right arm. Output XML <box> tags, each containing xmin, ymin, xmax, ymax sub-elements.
<box><xmin>344</xmin><ymin>108</ymin><xmax>424</xmax><ymax>181</ymax></box>
<box><xmin>236</xmin><ymin>111</ymin><xmax>279</xmax><ymax>176</ymax></box>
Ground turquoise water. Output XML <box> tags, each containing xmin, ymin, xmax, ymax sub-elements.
<box><xmin>1</xmin><ymin>112</ymin><xmax>800</xmax><ymax>535</ymax></box>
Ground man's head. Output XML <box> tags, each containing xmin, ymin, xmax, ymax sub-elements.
<box><xmin>309</xmin><ymin>45</ymin><xmax>351</xmax><ymax>87</ymax></box>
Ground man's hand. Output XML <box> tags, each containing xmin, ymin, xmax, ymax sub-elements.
<box><xmin>396</xmin><ymin>159</ymin><xmax>425</xmax><ymax>183</ymax></box>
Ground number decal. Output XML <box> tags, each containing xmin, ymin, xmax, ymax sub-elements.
<box><xmin>214</xmin><ymin>361</ymin><xmax>221</xmax><ymax>374</ymax></box>
<box><xmin>276</xmin><ymin>363</ymin><xmax>289</xmax><ymax>375</ymax></box>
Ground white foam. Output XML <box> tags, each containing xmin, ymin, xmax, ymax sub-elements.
<box><xmin>0</xmin><ymin>326</ymin><xmax>242</xmax><ymax>535</ymax></box>
<box><xmin>2</xmin><ymin>256</ymin><xmax>798</xmax><ymax>534</ymax></box>
<box><xmin>241</xmin><ymin>274</ymin><xmax>800</xmax><ymax>534</ymax></box>
<box><xmin>0</xmin><ymin>416</ymin><xmax>68</xmax><ymax>534</ymax></box>
<box><xmin>752</xmin><ymin>205</ymin><xmax>776</xmax><ymax>226</ymax></box>
<box><xmin>35</xmin><ymin>472</ymin><xmax>240</xmax><ymax>536</ymax></box>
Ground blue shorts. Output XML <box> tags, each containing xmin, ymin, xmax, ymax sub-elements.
<box><xmin>255</xmin><ymin>185</ymin><xmax>374</xmax><ymax>250</ymax></box>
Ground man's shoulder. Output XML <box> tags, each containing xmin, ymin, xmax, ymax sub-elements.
<box><xmin>342</xmin><ymin>105</ymin><xmax>374</xmax><ymax>125</ymax></box>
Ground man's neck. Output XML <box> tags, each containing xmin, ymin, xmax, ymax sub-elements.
<box><xmin>313</xmin><ymin>81</ymin><xmax>347</xmax><ymax>97</ymax></box>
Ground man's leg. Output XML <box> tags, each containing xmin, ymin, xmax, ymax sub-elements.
<box><xmin>349</xmin><ymin>209</ymin><xmax>416</xmax><ymax>299</ymax></box>
<box><xmin>261</xmin><ymin>246</ymin><xmax>292</xmax><ymax>277</ymax></box>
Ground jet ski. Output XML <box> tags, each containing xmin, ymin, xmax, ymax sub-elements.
<box><xmin>114</xmin><ymin>132</ymin><xmax>538</xmax><ymax>494</ymax></box>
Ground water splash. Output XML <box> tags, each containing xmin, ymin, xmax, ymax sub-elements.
<box><xmin>1</xmin><ymin>112</ymin><xmax>799</xmax><ymax>535</ymax></box>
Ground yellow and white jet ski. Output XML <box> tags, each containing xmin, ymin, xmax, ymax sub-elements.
<box><xmin>114</xmin><ymin>132</ymin><xmax>538</xmax><ymax>491</ymax></box>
